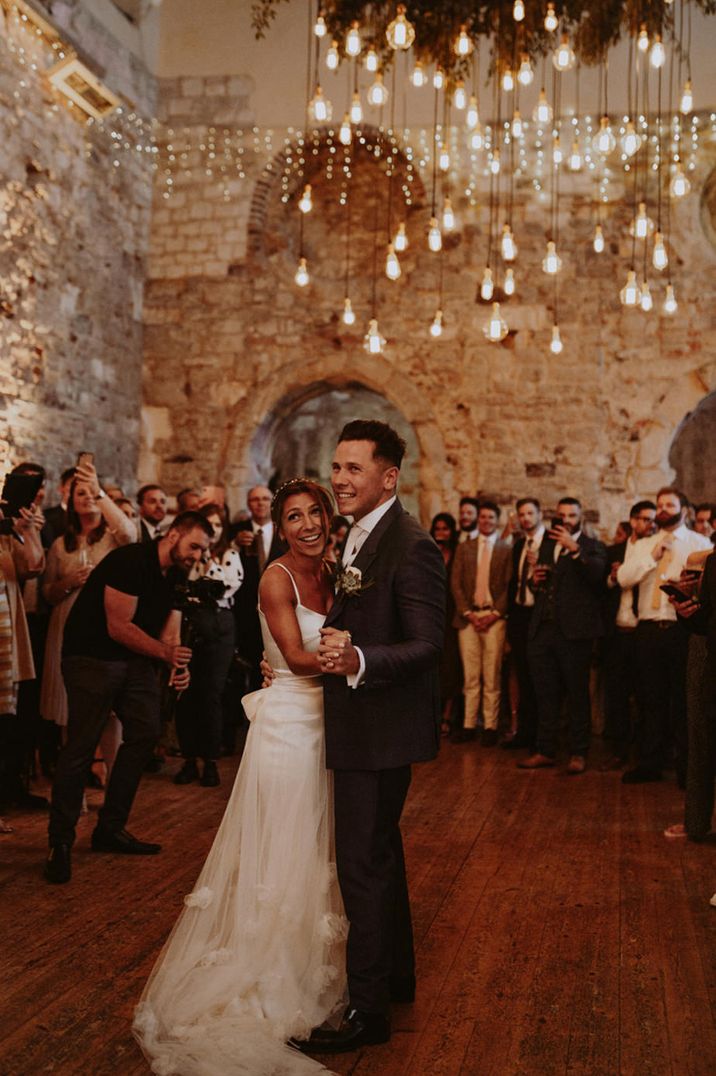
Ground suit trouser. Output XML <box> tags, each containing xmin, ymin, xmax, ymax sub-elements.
<box><xmin>49</xmin><ymin>655</ymin><xmax>161</xmax><ymax>846</ymax></box>
<box><xmin>602</xmin><ymin>627</ymin><xmax>637</xmax><ymax>757</ymax></box>
<box><xmin>507</xmin><ymin>605</ymin><xmax>538</xmax><ymax>747</ymax></box>
<box><xmin>684</xmin><ymin>636</ymin><xmax>714</xmax><ymax>838</ymax></box>
<box><xmin>458</xmin><ymin>618</ymin><xmax>507</xmax><ymax>730</ymax></box>
<box><xmin>333</xmin><ymin>765</ymin><xmax>413</xmax><ymax>1015</ymax></box>
<box><xmin>528</xmin><ymin>621</ymin><xmax>593</xmax><ymax>757</ymax></box>
<box><xmin>633</xmin><ymin>620</ymin><xmax>688</xmax><ymax>776</ymax></box>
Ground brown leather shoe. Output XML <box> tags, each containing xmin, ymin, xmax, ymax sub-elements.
<box><xmin>566</xmin><ymin>755</ymin><xmax>586</xmax><ymax>775</ymax></box>
<box><xmin>517</xmin><ymin>753</ymin><xmax>556</xmax><ymax>769</ymax></box>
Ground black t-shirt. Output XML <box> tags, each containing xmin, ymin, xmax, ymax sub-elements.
<box><xmin>62</xmin><ymin>541</ymin><xmax>177</xmax><ymax>661</ymax></box>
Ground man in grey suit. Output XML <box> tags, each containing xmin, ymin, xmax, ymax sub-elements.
<box><xmin>450</xmin><ymin>501</ymin><xmax>513</xmax><ymax>745</ymax></box>
<box><xmin>304</xmin><ymin>419</ymin><xmax>445</xmax><ymax>1055</ymax></box>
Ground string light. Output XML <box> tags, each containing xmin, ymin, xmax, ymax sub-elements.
<box><xmin>364</xmin><ymin>47</ymin><xmax>379</xmax><ymax>73</ymax></box>
<box><xmin>342</xmin><ymin>297</ymin><xmax>356</xmax><ymax>325</ymax></box>
<box><xmin>385</xmin><ymin>242</ymin><xmax>401</xmax><ymax>280</ymax></box>
<box><xmin>345</xmin><ymin>22</ymin><xmax>361</xmax><ymax>57</ymax></box>
<box><xmin>386</xmin><ymin>5</ymin><xmax>415</xmax><ymax>50</ymax></box>
<box><xmin>430</xmin><ymin>309</ymin><xmax>444</xmax><ymax>337</ymax></box>
<box><xmin>428</xmin><ymin>215</ymin><xmax>442</xmax><ymax>252</ymax></box>
<box><xmin>504</xmin><ymin>267</ymin><xmax>516</xmax><ymax>295</ymax></box>
<box><xmin>544</xmin><ymin>3</ymin><xmax>558</xmax><ymax>33</ymax></box>
<box><xmin>298</xmin><ymin>183</ymin><xmax>313</xmax><ymax>213</ymax></box>
<box><xmin>294</xmin><ymin>257</ymin><xmax>310</xmax><ymax>287</ymax></box>
<box><xmin>652</xmin><ymin>231</ymin><xmax>669</xmax><ymax>271</ymax></box>
<box><xmin>394</xmin><ymin>222</ymin><xmax>408</xmax><ymax>251</ymax></box>
<box><xmin>326</xmin><ymin>41</ymin><xmax>339</xmax><ymax>71</ymax></box>
<box><xmin>593</xmin><ymin>224</ymin><xmax>605</xmax><ymax>253</ymax></box>
<box><xmin>480</xmin><ymin>267</ymin><xmax>494</xmax><ymax>301</ymax></box>
<box><xmin>550</xmin><ymin>325</ymin><xmax>564</xmax><ymax>353</ymax></box>
<box><xmin>619</xmin><ymin>269</ymin><xmax>641</xmax><ymax>306</ymax></box>
<box><xmin>454</xmin><ymin>26</ymin><xmax>473</xmax><ymax>57</ymax></box>
<box><xmin>363</xmin><ymin>317</ymin><xmax>386</xmax><ymax>353</ymax></box>
<box><xmin>662</xmin><ymin>283</ymin><xmax>678</xmax><ymax>314</ymax></box>
<box><xmin>513</xmin><ymin>0</ymin><xmax>525</xmax><ymax>23</ymax></box>
<box><xmin>367</xmin><ymin>73</ymin><xmax>389</xmax><ymax>107</ymax></box>
<box><xmin>411</xmin><ymin>62</ymin><xmax>427</xmax><ymax>88</ymax></box>
<box><xmin>484</xmin><ymin>302</ymin><xmax>508</xmax><ymax>342</ymax></box>
<box><xmin>542</xmin><ymin>240</ymin><xmax>562</xmax><ymax>274</ymax></box>
<box><xmin>553</xmin><ymin>35</ymin><xmax>576</xmax><ymax>73</ymax></box>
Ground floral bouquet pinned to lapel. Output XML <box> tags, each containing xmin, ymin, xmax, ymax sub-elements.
<box><xmin>334</xmin><ymin>564</ymin><xmax>374</xmax><ymax>598</ymax></box>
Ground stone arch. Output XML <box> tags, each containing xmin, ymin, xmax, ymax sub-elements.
<box><xmin>669</xmin><ymin>389</ymin><xmax>716</xmax><ymax>503</ymax></box>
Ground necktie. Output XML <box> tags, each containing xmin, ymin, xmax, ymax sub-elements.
<box><xmin>474</xmin><ymin>538</ymin><xmax>490</xmax><ymax>607</ymax></box>
<box><xmin>651</xmin><ymin>537</ymin><xmax>674</xmax><ymax>609</ymax></box>
<box><xmin>256</xmin><ymin>527</ymin><xmax>266</xmax><ymax>573</ymax></box>
<box><xmin>518</xmin><ymin>538</ymin><xmax>533</xmax><ymax>605</ymax></box>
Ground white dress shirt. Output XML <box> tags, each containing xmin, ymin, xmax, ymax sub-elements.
<box><xmin>342</xmin><ymin>496</ymin><xmax>397</xmax><ymax>687</ymax></box>
<box><xmin>616</xmin><ymin>524</ymin><xmax>711</xmax><ymax>622</ymax></box>
<box><xmin>515</xmin><ymin>525</ymin><xmax>545</xmax><ymax>608</ymax></box>
<box><xmin>611</xmin><ymin>538</ymin><xmax>640</xmax><ymax>630</ymax></box>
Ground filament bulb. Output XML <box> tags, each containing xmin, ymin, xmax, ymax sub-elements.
<box><xmin>428</xmin><ymin>216</ymin><xmax>442</xmax><ymax>252</ymax></box>
<box><xmin>552</xmin><ymin>135</ymin><xmax>563</xmax><ymax>166</ymax></box>
<box><xmin>385</xmin><ymin>242</ymin><xmax>401</xmax><ymax>280</ymax></box>
<box><xmin>439</xmin><ymin>144</ymin><xmax>451</xmax><ymax>172</ymax></box>
<box><xmin>298</xmin><ymin>183</ymin><xmax>312</xmax><ymax>214</ymax></box>
<box><xmin>518</xmin><ymin>55</ymin><xmax>534</xmax><ymax>86</ymax></box>
<box><xmin>433</xmin><ymin>67</ymin><xmax>445</xmax><ymax>90</ymax></box>
<box><xmin>466</xmin><ymin>95</ymin><xmax>480</xmax><ymax>130</ymax></box>
<box><xmin>394</xmin><ymin>222</ymin><xmax>408</xmax><ymax>252</ymax></box>
<box><xmin>430</xmin><ymin>309</ymin><xmax>443</xmax><ymax>338</ymax></box>
<box><xmin>544</xmin><ymin>3</ymin><xmax>558</xmax><ymax>33</ymax></box>
<box><xmin>326</xmin><ymin>41</ymin><xmax>339</xmax><ymax>71</ymax></box>
<box><xmin>342</xmin><ymin>297</ymin><xmax>356</xmax><ymax>325</ymax></box>
<box><xmin>630</xmin><ymin>201</ymin><xmax>654</xmax><ymax>239</ymax></box>
<box><xmin>637</xmin><ymin>24</ymin><xmax>649</xmax><ymax>52</ymax></box>
<box><xmin>512</xmin><ymin>110</ymin><xmax>523</xmax><ymax>139</ymax></box>
<box><xmin>367</xmin><ymin>73</ymin><xmax>389</xmax><ymax>108</ymax></box>
<box><xmin>442</xmin><ymin>197</ymin><xmax>456</xmax><ymax>232</ymax></box>
<box><xmin>542</xmin><ymin>240</ymin><xmax>562</xmax><ymax>275</ymax></box>
<box><xmin>309</xmin><ymin>86</ymin><xmax>332</xmax><ymax>123</ymax></box>
<box><xmin>489</xmin><ymin>149</ymin><xmax>501</xmax><ymax>175</ymax></box>
<box><xmin>640</xmin><ymin>281</ymin><xmax>653</xmax><ymax>312</ymax></box>
<box><xmin>363</xmin><ymin>317</ymin><xmax>386</xmax><ymax>354</ymax></box>
<box><xmin>513</xmin><ymin>0</ymin><xmax>525</xmax><ymax>23</ymax></box>
<box><xmin>568</xmin><ymin>138</ymin><xmax>583</xmax><ymax>172</ymax></box>
<box><xmin>480</xmin><ymin>266</ymin><xmax>494</xmax><ymax>301</ymax></box>
<box><xmin>364</xmin><ymin>47</ymin><xmax>378</xmax><ymax>73</ymax></box>
<box><xmin>314</xmin><ymin>14</ymin><xmax>327</xmax><ymax>38</ymax></box>
<box><xmin>345</xmin><ymin>22</ymin><xmax>361</xmax><ymax>58</ymax></box>
<box><xmin>484</xmin><ymin>302</ymin><xmax>508</xmax><ymax>342</ymax></box>
<box><xmin>680</xmin><ymin>79</ymin><xmax>694</xmax><ymax>114</ymax></box>
<box><xmin>594</xmin><ymin>116</ymin><xmax>616</xmax><ymax>155</ymax></box>
<box><xmin>386</xmin><ymin>5</ymin><xmax>415</xmax><ymax>51</ymax></box>
<box><xmin>469</xmin><ymin>124</ymin><xmax>484</xmax><ymax>151</ymax></box>
<box><xmin>670</xmin><ymin>163</ymin><xmax>691</xmax><ymax>199</ymax></box>
<box><xmin>652</xmin><ymin>231</ymin><xmax>669</xmax><ymax>272</ymax></box>
<box><xmin>501</xmin><ymin>224</ymin><xmax>517</xmax><ymax>262</ymax></box>
<box><xmin>553</xmin><ymin>35</ymin><xmax>576</xmax><ymax>72</ymax></box>
<box><xmin>550</xmin><ymin>325</ymin><xmax>563</xmax><ymax>354</ymax></box>
<box><xmin>349</xmin><ymin>91</ymin><xmax>363</xmax><ymax>125</ymax></box>
<box><xmin>662</xmin><ymin>283</ymin><xmax>678</xmax><ymax>315</ymax></box>
<box><xmin>621</xmin><ymin>121</ymin><xmax>642</xmax><ymax>158</ymax></box>
<box><xmin>593</xmin><ymin>224</ymin><xmax>605</xmax><ymax>253</ymax></box>
<box><xmin>502</xmin><ymin>69</ymin><xmax>515</xmax><ymax>93</ymax></box>
<box><xmin>619</xmin><ymin>269</ymin><xmax>641</xmax><ymax>307</ymax></box>
<box><xmin>453</xmin><ymin>81</ymin><xmax>467</xmax><ymax>111</ymax></box>
<box><xmin>454</xmin><ymin>26</ymin><xmax>474</xmax><ymax>57</ymax></box>
<box><xmin>650</xmin><ymin>34</ymin><xmax>666</xmax><ymax>69</ymax></box>
<box><xmin>533</xmin><ymin>89</ymin><xmax>553</xmax><ymax>126</ymax></box>
<box><xmin>339</xmin><ymin>113</ymin><xmax>352</xmax><ymax>146</ymax></box>
<box><xmin>294</xmin><ymin>257</ymin><xmax>310</xmax><ymax>288</ymax></box>
<box><xmin>504</xmin><ymin>267</ymin><xmax>516</xmax><ymax>296</ymax></box>
<box><xmin>411</xmin><ymin>62</ymin><xmax>427</xmax><ymax>88</ymax></box>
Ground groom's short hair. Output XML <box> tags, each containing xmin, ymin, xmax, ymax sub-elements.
<box><xmin>338</xmin><ymin>420</ymin><xmax>406</xmax><ymax>469</ymax></box>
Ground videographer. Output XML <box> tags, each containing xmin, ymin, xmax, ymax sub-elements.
<box><xmin>44</xmin><ymin>511</ymin><xmax>213</xmax><ymax>884</ymax></box>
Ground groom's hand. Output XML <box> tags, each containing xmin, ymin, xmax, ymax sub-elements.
<box><xmin>260</xmin><ymin>655</ymin><xmax>275</xmax><ymax>688</ymax></box>
<box><xmin>318</xmin><ymin>628</ymin><xmax>359</xmax><ymax>676</ymax></box>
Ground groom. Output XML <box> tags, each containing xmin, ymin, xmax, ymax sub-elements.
<box><xmin>308</xmin><ymin>419</ymin><xmax>446</xmax><ymax>1053</ymax></box>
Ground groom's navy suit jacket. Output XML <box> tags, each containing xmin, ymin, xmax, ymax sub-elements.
<box><xmin>322</xmin><ymin>499</ymin><xmax>446</xmax><ymax>771</ymax></box>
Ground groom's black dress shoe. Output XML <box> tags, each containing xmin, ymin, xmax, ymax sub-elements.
<box><xmin>301</xmin><ymin>1010</ymin><xmax>390</xmax><ymax>1054</ymax></box>
<box><xmin>44</xmin><ymin>843</ymin><xmax>71</xmax><ymax>884</ymax></box>
<box><xmin>90</xmin><ymin>827</ymin><xmax>161</xmax><ymax>855</ymax></box>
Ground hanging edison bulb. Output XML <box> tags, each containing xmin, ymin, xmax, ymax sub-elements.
<box><xmin>550</xmin><ymin>325</ymin><xmax>564</xmax><ymax>354</ymax></box>
<box><xmin>533</xmin><ymin>89</ymin><xmax>553</xmax><ymax>126</ymax></box>
<box><xmin>442</xmin><ymin>197</ymin><xmax>456</xmax><ymax>232</ymax></box>
<box><xmin>593</xmin><ymin>224</ymin><xmax>605</xmax><ymax>253</ymax></box>
<box><xmin>433</xmin><ymin>67</ymin><xmax>445</xmax><ymax>90</ymax></box>
<box><xmin>349</xmin><ymin>91</ymin><xmax>363</xmax><ymax>124</ymax></box>
<box><xmin>411</xmin><ymin>61</ymin><xmax>427</xmax><ymax>88</ymax></box>
<box><xmin>466</xmin><ymin>95</ymin><xmax>480</xmax><ymax>130</ymax></box>
<box><xmin>502</xmin><ymin>68</ymin><xmax>515</xmax><ymax>93</ymax></box>
<box><xmin>342</xmin><ymin>297</ymin><xmax>356</xmax><ymax>325</ymax></box>
<box><xmin>663</xmin><ymin>283</ymin><xmax>678</xmax><ymax>315</ymax></box>
<box><xmin>652</xmin><ymin>231</ymin><xmax>669</xmax><ymax>271</ymax></box>
<box><xmin>594</xmin><ymin>116</ymin><xmax>616</xmax><ymax>155</ymax></box>
<box><xmin>619</xmin><ymin>269</ymin><xmax>641</xmax><ymax>306</ymax></box>
<box><xmin>552</xmin><ymin>135</ymin><xmax>563</xmax><ymax>166</ymax></box>
<box><xmin>453</xmin><ymin>80</ymin><xmax>467</xmax><ymax>110</ymax></box>
<box><xmin>298</xmin><ymin>183</ymin><xmax>313</xmax><ymax>214</ymax></box>
<box><xmin>512</xmin><ymin>110</ymin><xmax>524</xmax><ymax>139</ymax></box>
<box><xmin>513</xmin><ymin>0</ymin><xmax>525</xmax><ymax>22</ymax></box>
<box><xmin>439</xmin><ymin>144</ymin><xmax>451</xmax><ymax>172</ymax></box>
<box><xmin>309</xmin><ymin>86</ymin><xmax>332</xmax><ymax>123</ymax></box>
<box><xmin>430</xmin><ymin>309</ymin><xmax>444</xmax><ymax>338</ymax></box>
<box><xmin>489</xmin><ymin>149</ymin><xmax>501</xmax><ymax>175</ymax></box>
<box><xmin>339</xmin><ymin>113</ymin><xmax>352</xmax><ymax>146</ymax></box>
<box><xmin>542</xmin><ymin>240</ymin><xmax>562</xmax><ymax>275</ymax></box>
<box><xmin>368</xmin><ymin>73</ymin><xmax>389</xmax><ymax>107</ymax></box>
<box><xmin>568</xmin><ymin>137</ymin><xmax>583</xmax><ymax>171</ymax></box>
<box><xmin>364</xmin><ymin>47</ymin><xmax>379</xmax><ymax>73</ymax></box>
<box><xmin>501</xmin><ymin>224</ymin><xmax>517</xmax><ymax>261</ymax></box>
<box><xmin>385</xmin><ymin>242</ymin><xmax>401</xmax><ymax>280</ymax></box>
<box><xmin>428</xmin><ymin>216</ymin><xmax>442</xmax><ymax>252</ymax></box>
<box><xmin>363</xmin><ymin>317</ymin><xmax>386</xmax><ymax>354</ymax></box>
<box><xmin>480</xmin><ymin>267</ymin><xmax>494</xmax><ymax>301</ymax></box>
<box><xmin>394</xmin><ymin>222</ymin><xmax>408</xmax><ymax>252</ymax></box>
<box><xmin>650</xmin><ymin>34</ymin><xmax>666</xmax><ymax>69</ymax></box>
<box><xmin>544</xmin><ymin>2</ymin><xmax>558</xmax><ymax>32</ymax></box>
<box><xmin>314</xmin><ymin>12</ymin><xmax>327</xmax><ymax>37</ymax></box>
<box><xmin>518</xmin><ymin>55</ymin><xmax>534</xmax><ymax>86</ymax></box>
<box><xmin>469</xmin><ymin>124</ymin><xmax>485</xmax><ymax>151</ymax></box>
<box><xmin>504</xmin><ymin>267</ymin><xmax>516</xmax><ymax>296</ymax></box>
<box><xmin>621</xmin><ymin>121</ymin><xmax>642</xmax><ymax>158</ymax></box>
<box><xmin>630</xmin><ymin>201</ymin><xmax>654</xmax><ymax>239</ymax></box>
<box><xmin>670</xmin><ymin>163</ymin><xmax>691</xmax><ymax>199</ymax></box>
<box><xmin>326</xmin><ymin>41</ymin><xmax>339</xmax><ymax>70</ymax></box>
<box><xmin>386</xmin><ymin>5</ymin><xmax>415</xmax><ymax>50</ymax></box>
<box><xmin>345</xmin><ymin>21</ymin><xmax>361</xmax><ymax>57</ymax></box>
<box><xmin>484</xmin><ymin>302</ymin><xmax>508</xmax><ymax>342</ymax></box>
<box><xmin>640</xmin><ymin>281</ymin><xmax>653</xmax><ymax>312</ymax></box>
<box><xmin>680</xmin><ymin>78</ymin><xmax>694</xmax><ymax>114</ymax></box>
<box><xmin>294</xmin><ymin>257</ymin><xmax>310</xmax><ymax>287</ymax></box>
<box><xmin>553</xmin><ymin>34</ymin><xmax>576</xmax><ymax>72</ymax></box>
<box><xmin>454</xmin><ymin>26</ymin><xmax>474</xmax><ymax>57</ymax></box>
<box><xmin>637</xmin><ymin>24</ymin><xmax>649</xmax><ymax>52</ymax></box>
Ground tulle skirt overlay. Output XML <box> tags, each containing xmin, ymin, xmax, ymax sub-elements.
<box><xmin>133</xmin><ymin>675</ymin><xmax>347</xmax><ymax>1076</ymax></box>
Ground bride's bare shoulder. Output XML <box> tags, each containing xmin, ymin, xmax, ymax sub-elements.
<box><xmin>259</xmin><ymin>560</ymin><xmax>295</xmax><ymax>608</ymax></box>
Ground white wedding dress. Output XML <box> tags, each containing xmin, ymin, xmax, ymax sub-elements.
<box><xmin>134</xmin><ymin>564</ymin><xmax>347</xmax><ymax>1075</ymax></box>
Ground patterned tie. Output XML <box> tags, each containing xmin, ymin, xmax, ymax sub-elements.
<box><xmin>255</xmin><ymin>527</ymin><xmax>267</xmax><ymax>573</ymax></box>
<box><xmin>474</xmin><ymin>538</ymin><xmax>490</xmax><ymax>607</ymax></box>
<box><xmin>518</xmin><ymin>538</ymin><xmax>533</xmax><ymax>605</ymax></box>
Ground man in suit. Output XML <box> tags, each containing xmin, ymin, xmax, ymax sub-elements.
<box><xmin>602</xmin><ymin>500</ymin><xmax>656</xmax><ymax>767</ymax></box>
<box><xmin>304</xmin><ymin>419</ymin><xmax>445</xmax><ymax>1054</ymax></box>
<box><xmin>519</xmin><ymin>497</ymin><xmax>607</xmax><ymax>775</ymax></box>
<box><xmin>42</xmin><ymin>466</ymin><xmax>76</xmax><ymax>548</ymax></box>
<box><xmin>451</xmin><ymin>500</ymin><xmax>513</xmax><ymax>745</ymax></box>
<box><xmin>137</xmin><ymin>484</ymin><xmax>168</xmax><ymax>543</ymax></box>
<box><xmin>505</xmin><ymin>497</ymin><xmax>546</xmax><ymax>752</ymax></box>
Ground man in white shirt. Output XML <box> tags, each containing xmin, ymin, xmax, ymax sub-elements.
<box><xmin>618</xmin><ymin>487</ymin><xmax>712</xmax><ymax>784</ymax></box>
<box><xmin>505</xmin><ymin>497</ymin><xmax>546</xmax><ymax>750</ymax></box>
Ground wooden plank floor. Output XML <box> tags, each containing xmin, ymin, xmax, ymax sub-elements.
<box><xmin>1</xmin><ymin>740</ymin><xmax>715</xmax><ymax>1076</ymax></box>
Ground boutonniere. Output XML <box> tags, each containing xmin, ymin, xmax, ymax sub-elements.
<box><xmin>334</xmin><ymin>564</ymin><xmax>374</xmax><ymax>598</ymax></box>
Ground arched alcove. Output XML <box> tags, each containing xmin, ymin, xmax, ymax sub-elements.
<box><xmin>669</xmin><ymin>390</ymin><xmax>716</xmax><ymax>502</ymax></box>
<box><xmin>248</xmin><ymin>380</ymin><xmax>420</xmax><ymax>516</ymax></box>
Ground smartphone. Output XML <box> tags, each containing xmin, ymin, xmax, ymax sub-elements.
<box><xmin>659</xmin><ymin>583</ymin><xmax>700</xmax><ymax>604</ymax></box>
<box><xmin>77</xmin><ymin>451</ymin><xmax>94</xmax><ymax>468</ymax></box>
<box><xmin>1</xmin><ymin>472</ymin><xmax>44</xmax><ymax>517</ymax></box>
<box><xmin>550</xmin><ymin>518</ymin><xmax>564</xmax><ymax>531</ymax></box>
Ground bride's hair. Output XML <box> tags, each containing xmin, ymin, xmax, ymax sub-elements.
<box><xmin>271</xmin><ymin>478</ymin><xmax>334</xmax><ymax>538</ymax></box>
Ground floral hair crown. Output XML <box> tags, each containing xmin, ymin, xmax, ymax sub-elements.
<box><xmin>271</xmin><ymin>477</ymin><xmax>313</xmax><ymax>506</ymax></box>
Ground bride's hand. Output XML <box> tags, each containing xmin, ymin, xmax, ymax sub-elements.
<box><xmin>318</xmin><ymin>628</ymin><xmax>359</xmax><ymax>676</ymax></box>
<box><xmin>260</xmin><ymin>654</ymin><xmax>275</xmax><ymax>688</ymax></box>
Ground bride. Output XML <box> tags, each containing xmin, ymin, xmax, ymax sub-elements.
<box><xmin>134</xmin><ymin>479</ymin><xmax>348</xmax><ymax>1075</ymax></box>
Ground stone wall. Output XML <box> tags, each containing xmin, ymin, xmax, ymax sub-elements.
<box><xmin>143</xmin><ymin>73</ymin><xmax>716</xmax><ymax>533</ymax></box>
<box><xmin>0</xmin><ymin>5</ymin><xmax>154</xmax><ymax>493</ymax></box>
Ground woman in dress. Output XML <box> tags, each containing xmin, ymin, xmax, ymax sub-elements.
<box><xmin>134</xmin><ymin>479</ymin><xmax>347</xmax><ymax>1076</ymax></box>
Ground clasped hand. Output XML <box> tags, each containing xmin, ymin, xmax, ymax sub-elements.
<box><xmin>318</xmin><ymin>627</ymin><xmax>359</xmax><ymax>676</ymax></box>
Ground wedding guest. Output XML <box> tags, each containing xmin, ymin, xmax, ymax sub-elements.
<box><xmin>43</xmin><ymin>467</ymin><xmax>76</xmax><ymax>546</ymax></box>
<box><xmin>612</xmin><ymin>520</ymin><xmax>632</xmax><ymax>545</ymax></box>
<box><xmin>176</xmin><ymin>488</ymin><xmax>201</xmax><ymax>513</ymax></box>
<box><xmin>115</xmin><ymin>498</ymin><xmax>137</xmax><ymax>523</ymax></box>
<box><xmin>137</xmin><ymin>484</ymin><xmax>168</xmax><ymax>543</ymax></box>
<box><xmin>694</xmin><ymin>503</ymin><xmax>715</xmax><ymax>540</ymax></box>
<box><xmin>458</xmin><ymin>496</ymin><xmax>479</xmax><ymax>542</ymax></box>
<box><xmin>173</xmin><ymin>504</ymin><xmax>243</xmax><ymax>788</ymax></box>
<box><xmin>618</xmin><ymin>488</ymin><xmax>711</xmax><ymax>785</ymax></box>
<box><xmin>506</xmin><ymin>497</ymin><xmax>545</xmax><ymax>751</ymax></box>
<box><xmin>451</xmin><ymin>501</ymin><xmax>512</xmax><ymax>746</ymax></box>
<box><xmin>430</xmin><ymin>512</ymin><xmax>462</xmax><ymax>735</ymax></box>
<box><xmin>105</xmin><ymin>485</ymin><xmax>125</xmax><ymax>504</ymax></box>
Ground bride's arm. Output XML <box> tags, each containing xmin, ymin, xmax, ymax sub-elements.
<box><xmin>258</xmin><ymin>567</ymin><xmax>323</xmax><ymax>676</ymax></box>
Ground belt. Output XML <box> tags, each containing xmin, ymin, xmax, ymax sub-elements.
<box><xmin>642</xmin><ymin>619</ymin><xmax>677</xmax><ymax>630</ymax></box>
<box><xmin>471</xmin><ymin>604</ymin><xmax>493</xmax><ymax>612</ymax></box>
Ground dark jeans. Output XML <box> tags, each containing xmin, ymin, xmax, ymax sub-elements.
<box><xmin>176</xmin><ymin>607</ymin><xmax>235</xmax><ymax>762</ymax></box>
<box><xmin>528</xmin><ymin>621</ymin><xmax>594</xmax><ymax>758</ymax></box>
<box><xmin>507</xmin><ymin>605</ymin><xmax>538</xmax><ymax>748</ymax></box>
<box><xmin>633</xmin><ymin>619</ymin><xmax>688</xmax><ymax>776</ymax></box>
<box><xmin>48</xmin><ymin>655</ymin><xmax>161</xmax><ymax>846</ymax></box>
<box><xmin>684</xmin><ymin>636</ymin><xmax>714</xmax><ymax>839</ymax></box>
<box><xmin>333</xmin><ymin>765</ymin><xmax>414</xmax><ymax>1016</ymax></box>
<box><xmin>602</xmin><ymin>628</ymin><xmax>637</xmax><ymax>758</ymax></box>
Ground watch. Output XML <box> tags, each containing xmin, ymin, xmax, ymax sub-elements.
<box><xmin>96</xmin><ymin>489</ymin><xmax>106</xmax><ymax>500</ymax></box>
